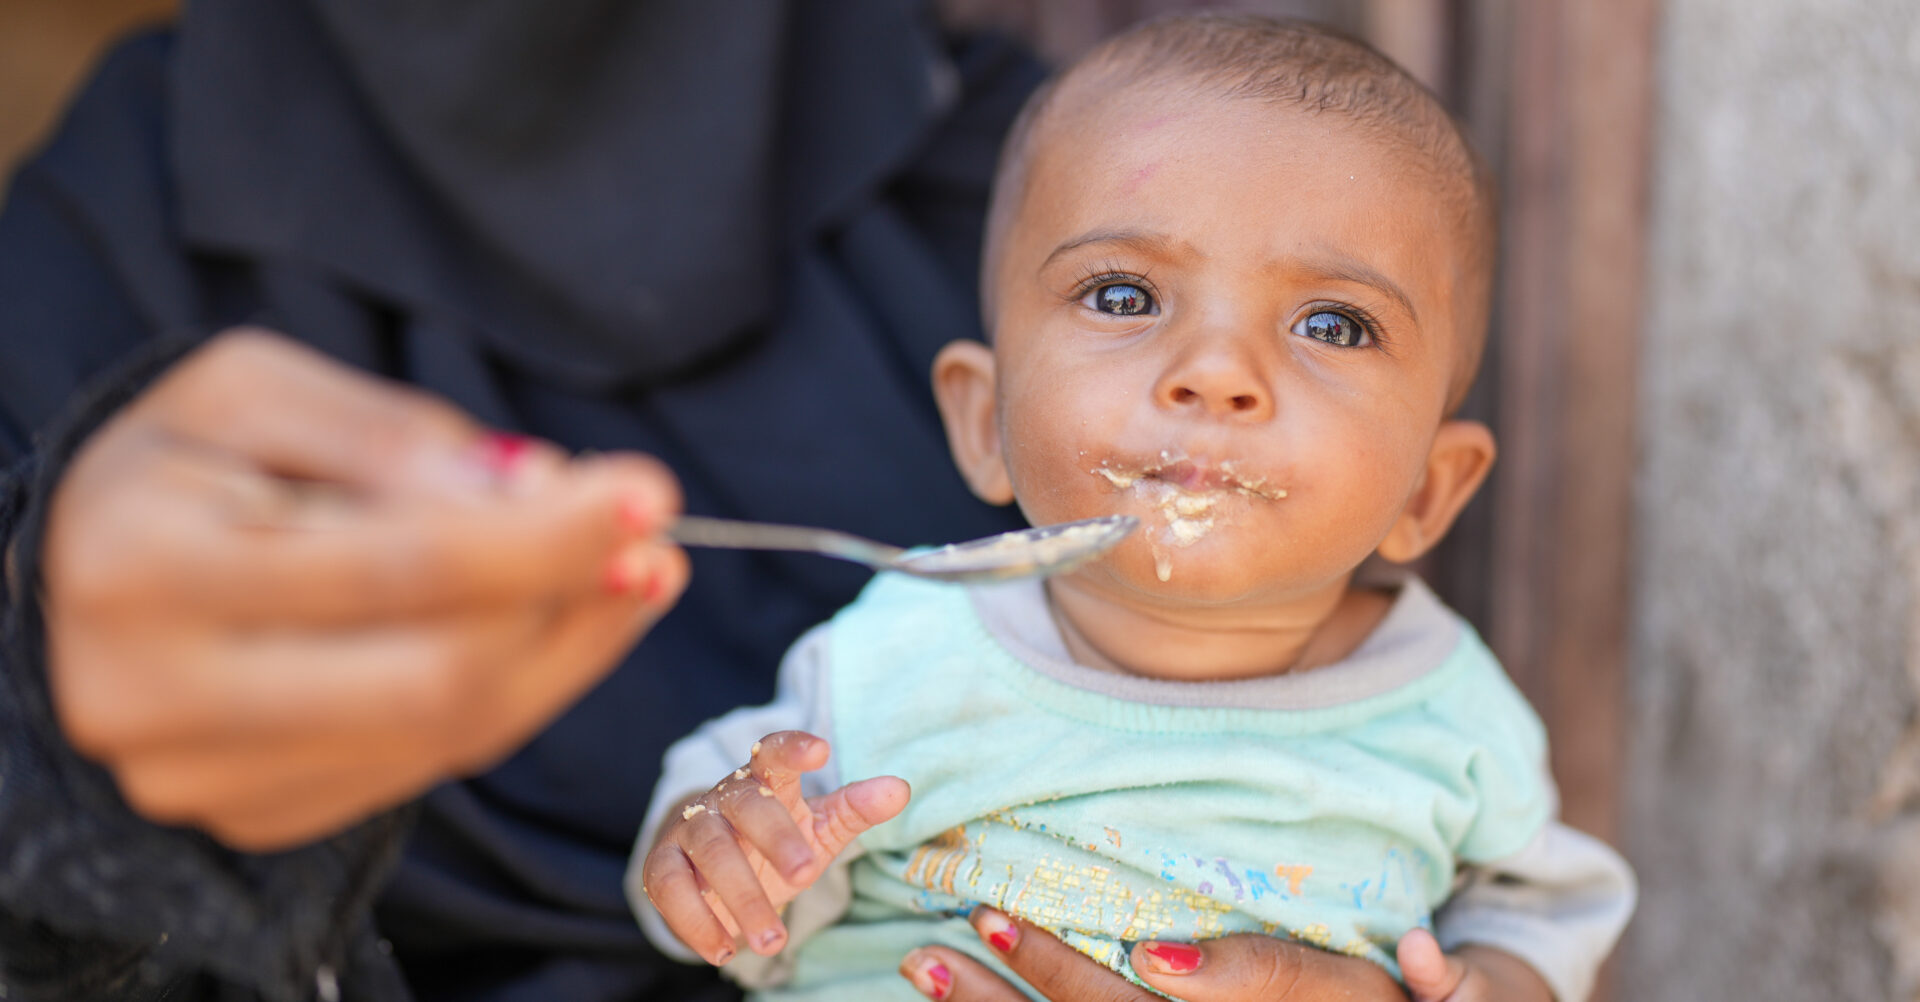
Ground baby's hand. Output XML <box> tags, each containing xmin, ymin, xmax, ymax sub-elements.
<box><xmin>1397</xmin><ymin>929</ymin><xmax>1553</xmax><ymax>1002</ymax></box>
<box><xmin>639</xmin><ymin>730</ymin><xmax>910</xmax><ymax>966</ymax></box>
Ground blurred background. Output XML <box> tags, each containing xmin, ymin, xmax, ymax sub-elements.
<box><xmin>4</xmin><ymin>0</ymin><xmax>1915</xmax><ymax>999</ymax></box>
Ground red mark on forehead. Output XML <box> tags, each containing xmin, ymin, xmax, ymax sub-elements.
<box><xmin>1122</xmin><ymin>164</ymin><xmax>1158</xmax><ymax>195</ymax></box>
<box><xmin>1112</xmin><ymin>112</ymin><xmax>1181</xmax><ymax>194</ymax></box>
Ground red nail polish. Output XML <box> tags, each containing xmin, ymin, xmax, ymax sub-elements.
<box><xmin>983</xmin><ymin>913</ymin><xmax>1029</xmax><ymax>952</ymax></box>
<box><xmin>603</xmin><ymin>556</ymin><xmax>637</xmax><ymax>595</ymax></box>
<box><xmin>1142</xmin><ymin>941</ymin><xmax>1203</xmax><ymax>975</ymax></box>
<box><xmin>924</xmin><ymin>961</ymin><xmax>952</xmax><ymax>999</ymax></box>
<box><xmin>478</xmin><ymin>432</ymin><xmax>533</xmax><ymax>477</ymax></box>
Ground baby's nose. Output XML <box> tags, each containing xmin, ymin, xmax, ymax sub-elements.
<box><xmin>1154</xmin><ymin>342</ymin><xmax>1273</xmax><ymax>421</ymax></box>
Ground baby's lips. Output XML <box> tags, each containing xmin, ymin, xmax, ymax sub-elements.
<box><xmin>1153</xmin><ymin>459</ymin><xmax>1227</xmax><ymax>492</ymax></box>
<box><xmin>1097</xmin><ymin>453</ymin><xmax>1283</xmax><ymax>497</ymax></box>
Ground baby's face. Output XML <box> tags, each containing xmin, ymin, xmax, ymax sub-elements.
<box><xmin>985</xmin><ymin>88</ymin><xmax>1472</xmax><ymax>603</ymax></box>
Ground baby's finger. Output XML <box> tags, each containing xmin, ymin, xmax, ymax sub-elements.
<box><xmin>714</xmin><ymin>773</ymin><xmax>816</xmax><ymax>885</ymax></box>
<box><xmin>1395</xmin><ymin>928</ymin><xmax>1467</xmax><ymax>1002</ymax></box>
<box><xmin>746</xmin><ymin>731</ymin><xmax>831</xmax><ymax>809</ymax></box>
<box><xmin>804</xmin><ymin>776</ymin><xmax>911</xmax><ymax>862</ymax></box>
<box><xmin>680</xmin><ymin>813</ymin><xmax>789</xmax><ymax>956</ymax></box>
<box><xmin>641</xmin><ymin>844</ymin><xmax>739</xmax><ymax>966</ymax></box>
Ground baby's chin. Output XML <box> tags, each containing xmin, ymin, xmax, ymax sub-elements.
<box><xmin>1073</xmin><ymin>528</ymin><xmax>1307</xmax><ymax>607</ymax></box>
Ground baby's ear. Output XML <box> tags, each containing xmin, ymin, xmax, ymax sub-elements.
<box><xmin>1376</xmin><ymin>419</ymin><xmax>1496</xmax><ymax>564</ymax></box>
<box><xmin>931</xmin><ymin>340</ymin><xmax>1014</xmax><ymax>505</ymax></box>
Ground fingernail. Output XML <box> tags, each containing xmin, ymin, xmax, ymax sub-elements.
<box><xmin>977</xmin><ymin>909</ymin><xmax>1018</xmax><ymax>953</ymax></box>
<box><xmin>753</xmin><ymin>927</ymin><xmax>785</xmax><ymax>952</ymax></box>
<box><xmin>1140</xmin><ymin>941</ymin><xmax>1203</xmax><ymax>975</ymax></box>
<box><xmin>904</xmin><ymin>951</ymin><xmax>952</xmax><ymax>1000</ymax></box>
<box><xmin>476</xmin><ymin>432</ymin><xmax>534</xmax><ymax>478</ymax></box>
<box><xmin>713</xmin><ymin>946</ymin><xmax>734</xmax><ymax>966</ymax></box>
<box><xmin>602</xmin><ymin>551</ymin><xmax>648</xmax><ymax>595</ymax></box>
<box><xmin>639</xmin><ymin>566</ymin><xmax>666</xmax><ymax>603</ymax></box>
<box><xmin>618</xmin><ymin>494</ymin><xmax>658</xmax><ymax>534</ymax></box>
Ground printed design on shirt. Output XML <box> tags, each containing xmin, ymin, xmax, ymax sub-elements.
<box><xmin>883</xmin><ymin>808</ymin><xmax>1421</xmax><ymax>973</ymax></box>
<box><xmin>902</xmin><ymin>824</ymin><xmax>971</xmax><ymax>896</ymax></box>
<box><xmin>1273</xmin><ymin>863</ymin><xmax>1314</xmax><ymax>896</ymax></box>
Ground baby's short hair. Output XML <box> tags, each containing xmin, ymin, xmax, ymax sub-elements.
<box><xmin>985</xmin><ymin>14</ymin><xmax>1498</xmax><ymax>410</ymax></box>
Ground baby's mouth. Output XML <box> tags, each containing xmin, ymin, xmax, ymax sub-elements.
<box><xmin>1090</xmin><ymin>453</ymin><xmax>1288</xmax><ymax>581</ymax></box>
<box><xmin>1093</xmin><ymin>454</ymin><xmax>1288</xmax><ymax>501</ymax></box>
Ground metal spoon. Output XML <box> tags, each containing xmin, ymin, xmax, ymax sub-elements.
<box><xmin>666</xmin><ymin>514</ymin><xmax>1138</xmax><ymax>583</ymax></box>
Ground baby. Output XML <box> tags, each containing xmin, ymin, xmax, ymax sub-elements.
<box><xmin>628</xmin><ymin>14</ymin><xmax>1632</xmax><ymax>1002</ymax></box>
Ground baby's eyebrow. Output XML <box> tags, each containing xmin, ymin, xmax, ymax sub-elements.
<box><xmin>1041</xmin><ymin>229</ymin><xmax>1186</xmax><ymax>270</ymax></box>
<box><xmin>1306</xmin><ymin>251</ymin><xmax>1419</xmax><ymax>328</ymax></box>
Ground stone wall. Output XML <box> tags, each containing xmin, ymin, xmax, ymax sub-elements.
<box><xmin>1626</xmin><ymin>1</ymin><xmax>1920</xmax><ymax>998</ymax></box>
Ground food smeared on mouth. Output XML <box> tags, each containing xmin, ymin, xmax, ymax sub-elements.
<box><xmin>1091</xmin><ymin>452</ymin><xmax>1287</xmax><ymax>581</ymax></box>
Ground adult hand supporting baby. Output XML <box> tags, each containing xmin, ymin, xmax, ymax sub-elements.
<box><xmin>897</xmin><ymin>907</ymin><xmax>1400</xmax><ymax>1002</ymax></box>
<box><xmin>38</xmin><ymin>329</ymin><xmax>688</xmax><ymax>852</ymax></box>
<box><xmin>899</xmin><ymin>907</ymin><xmax>1549</xmax><ymax>1002</ymax></box>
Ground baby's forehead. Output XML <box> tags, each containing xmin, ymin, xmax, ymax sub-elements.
<box><xmin>1033</xmin><ymin>68</ymin><xmax>1473</xmax><ymax>203</ymax></box>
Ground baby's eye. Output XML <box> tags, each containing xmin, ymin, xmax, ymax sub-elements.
<box><xmin>1293</xmin><ymin>310</ymin><xmax>1369</xmax><ymax>347</ymax></box>
<box><xmin>1087</xmin><ymin>283</ymin><xmax>1155</xmax><ymax>316</ymax></box>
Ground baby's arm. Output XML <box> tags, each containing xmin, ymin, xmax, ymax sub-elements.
<box><xmin>1403</xmin><ymin>818</ymin><xmax>1638</xmax><ymax>1002</ymax></box>
<box><xmin>635</xmin><ymin>729</ymin><xmax>909</xmax><ymax>966</ymax></box>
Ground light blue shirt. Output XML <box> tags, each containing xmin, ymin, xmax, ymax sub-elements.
<box><xmin>630</xmin><ymin>574</ymin><xmax>1631</xmax><ymax>1002</ymax></box>
<box><xmin>770</xmin><ymin>574</ymin><xmax>1548</xmax><ymax>999</ymax></box>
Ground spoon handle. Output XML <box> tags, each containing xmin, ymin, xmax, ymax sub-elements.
<box><xmin>666</xmin><ymin>515</ymin><xmax>907</xmax><ymax>570</ymax></box>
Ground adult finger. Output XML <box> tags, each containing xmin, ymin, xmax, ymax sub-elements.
<box><xmin>49</xmin><ymin>604</ymin><xmax>546</xmax><ymax>755</ymax></box>
<box><xmin>135</xmin><ymin>330</ymin><xmax>494</xmax><ymax>494</ymax></box>
<box><xmin>1131</xmin><ymin>932</ymin><xmax>1403</xmax><ymax>1002</ymax></box>
<box><xmin>125</xmin><ymin>750</ymin><xmax>444</xmax><ymax>852</ymax></box>
<box><xmin>958</xmin><ymin>909</ymin><xmax>1147</xmax><ymax>1002</ymax></box>
<box><xmin>47</xmin><ymin>435</ymin><xmax>681</xmax><ymax>634</ymax></box>
<box><xmin>169</xmin><ymin>453</ymin><xmax>683</xmax><ymax>626</ymax></box>
<box><xmin>443</xmin><ymin>549</ymin><xmax>686</xmax><ymax>773</ymax></box>
<box><xmin>898</xmin><ymin>945</ymin><xmax>1022</xmax><ymax>1002</ymax></box>
<box><xmin>55</xmin><ymin>547</ymin><xmax>681</xmax><ymax>844</ymax></box>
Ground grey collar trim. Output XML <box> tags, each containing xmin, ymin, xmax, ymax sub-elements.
<box><xmin>964</xmin><ymin>575</ymin><xmax>1463</xmax><ymax>711</ymax></box>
